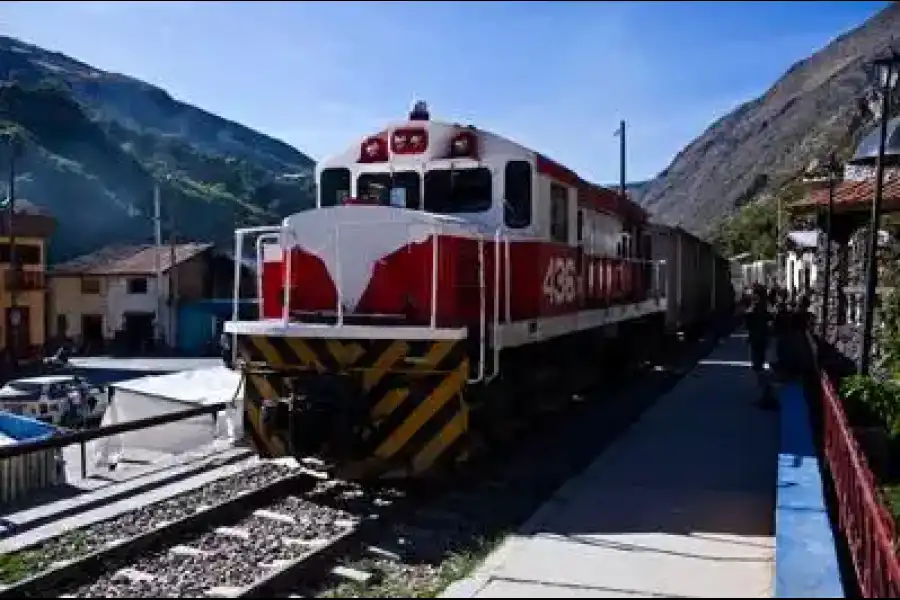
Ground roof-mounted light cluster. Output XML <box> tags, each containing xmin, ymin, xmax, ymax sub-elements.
<box><xmin>391</xmin><ymin>127</ymin><xmax>428</xmax><ymax>155</ymax></box>
<box><xmin>359</xmin><ymin>135</ymin><xmax>388</xmax><ymax>163</ymax></box>
<box><xmin>449</xmin><ymin>129</ymin><xmax>478</xmax><ymax>159</ymax></box>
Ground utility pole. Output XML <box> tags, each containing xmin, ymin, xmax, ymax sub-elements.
<box><xmin>820</xmin><ymin>153</ymin><xmax>838</xmax><ymax>341</ymax></box>
<box><xmin>615</xmin><ymin>120</ymin><xmax>626</xmax><ymax>202</ymax></box>
<box><xmin>777</xmin><ymin>194</ymin><xmax>783</xmax><ymax>287</ymax></box>
<box><xmin>153</xmin><ymin>182</ymin><xmax>163</xmax><ymax>345</ymax></box>
<box><xmin>4</xmin><ymin>134</ymin><xmax>22</xmax><ymax>372</ymax></box>
<box><xmin>859</xmin><ymin>57</ymin><xmax>897</xmax><ymax>375</ymax></box>
<box><xmin>168</xmin><ymin>206</ymin><xmax>177</xmax><ymax>349</ymax></box>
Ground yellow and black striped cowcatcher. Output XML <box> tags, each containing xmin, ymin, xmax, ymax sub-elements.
<box><xmin>236</xmin><ymin>335</ymin><xmax>471</xmax><ymax>479</ymax></box>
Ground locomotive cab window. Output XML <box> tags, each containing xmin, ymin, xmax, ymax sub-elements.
<box><xmin>549</xmin><ymin>182</ymin><xmax>569</xmax><ymax>244</ymax></box>
<box><xmin>424</xmin><ymin>167</ymin><xmax>492</xmax><ymax>214</ymax></box>
<box><xmin>357</xmin><ymin>172</ymin><xmax>421</xmax><ymax>208</ymax></box>
<box><xmin>503</xmin><ymin>161</ymin><xmax>532</xmax><ymax>228</ymax></box>
<box><xmin>319</xmin><ymin>168</ymin><xmax>351</xmax><ymax>207</ymax></box>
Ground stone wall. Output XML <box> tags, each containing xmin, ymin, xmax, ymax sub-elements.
<box><xmin>813</xmin><ymin>217</ymin><xmax>895</xmax><ymax>374</ymax></box>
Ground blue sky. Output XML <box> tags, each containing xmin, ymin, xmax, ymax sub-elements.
<box><xmin>0</xmin><ymin>1</ymin><xmax>891</xmax><ymax>184</ymax></box>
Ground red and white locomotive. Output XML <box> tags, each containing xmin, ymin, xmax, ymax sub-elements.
<box><xmin>225</xmin><ymin>102</ymin><xmax>669</xmax><ymax>479</ymax></box>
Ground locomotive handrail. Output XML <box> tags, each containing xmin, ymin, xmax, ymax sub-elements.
<box><xmin>469</xmin><ymin>235</ymin><xmax>487</xmax><ymax>385</ymax></box>
<box><xmin>504</xmin><ymin>233</ymin><xmax>511</xmax><ymax>323</ymax></box>
<box><xmin>430</xmin><ymin>226</ymin><xmax>439</xmax><ymax>328</ymax></box>
<box><xmin>232</xmin><ymin>224</ymin><xmax>284</xmax><ymax>363</ymax></box>
<box><xmin>486</xmin><ymin>227</ymin><xmax>508</xmax><ymax>383</ymax></box>
<box><xmin>256</xmin><ymin>233</ymin><xmax>279</xmax><ymax>318</ymax></box>
<box><xmin>283</xmin><ymin>232</ymin><xmax>293</xmax><ymax>325</ymax></box>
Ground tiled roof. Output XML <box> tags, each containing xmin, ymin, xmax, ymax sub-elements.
<box><xmin>50</xmin><ymin>242</ymin><xmax>214</xmax><ymax>276</ymax></box>
<box><xmin>800</xmin><ymin>172</ymin><xmax>900</xmax><ymax>213</ymax></box>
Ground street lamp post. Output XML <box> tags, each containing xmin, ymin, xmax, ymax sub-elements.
<box><xmin>859</xmin><ymin>47</ymin><xmax>900</xmax><ymax>376</ymax></box>
<box><xmin>820</xmin><ymin>152</ymin><xmax>840</xmax><ymax>341</ymax></box>
<box><xmin>2</xmin><ymin>132</ymin><xmax>23</xmax><ymax>372</ymax></box>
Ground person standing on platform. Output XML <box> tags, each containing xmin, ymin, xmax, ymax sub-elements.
<box><xmin>772</xmin><ymin>288</ymin><xmax>792</xmax><ymax>379</ymax></box>
<box><xmin>745</xmin><ymin>284</ymin><xmax>777</xmax><ymax>409</ymax></box>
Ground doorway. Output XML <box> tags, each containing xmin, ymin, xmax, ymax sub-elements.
<box><xmin>6</xmin><ymin>305</ymin><xmax>31</xmax><ymax>359</ymax></box>
<box><xmin>81</xmin><ymin>314</ymin><xmax>104</xmax><ymax>354</ymax></box>
<box><xmin>123</xmin><ymin>312</ymin><xmax>155</xmax><ymax>354</ymax></box>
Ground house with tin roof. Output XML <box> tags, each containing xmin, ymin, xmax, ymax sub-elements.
<box><xmin>46</xmin><ymin>243</ymin><xmax>255</xmax><ymax>354</ymax></box>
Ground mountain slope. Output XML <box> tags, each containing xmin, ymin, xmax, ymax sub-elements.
<box><xmin>0</xmin><ymin>35</ymin><xmax>316</xmax><ymax>261</ymax></box>
<box><xmin>637</xmin><ymin>2</ymin><xmax>900</xmax><ymax>236</ymax></box>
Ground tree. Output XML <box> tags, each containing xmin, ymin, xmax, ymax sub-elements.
<box><xmin>710</xmin><ymin>197</ymin><xmax>779</xmax><ymax>260</ymax></box>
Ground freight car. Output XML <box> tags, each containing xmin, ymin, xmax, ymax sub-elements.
<box><xmin>224</xmin><ymin>102</ymin><xmax>726</xmax><ymax>481</ymax></box>
<box><xmin>648</xmin><ymin>224</ymin><xmax>734</xmax><ymax>337</ymax></box>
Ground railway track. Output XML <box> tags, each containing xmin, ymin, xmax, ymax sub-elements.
<box><xmin>0</xmin><ymin>459</ymin><xmax>416</xmax><ymax>599</ymax></box>
<box><xmin>0</xmin><ymin>322</ymin><xmax>729</xmax><ymax>599</ymax></box>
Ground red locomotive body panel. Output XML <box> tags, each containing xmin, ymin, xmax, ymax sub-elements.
<box><xmin>260</xmin><ymin>233</ymin><xmax>649</xmax><ymax>330</ymax></box>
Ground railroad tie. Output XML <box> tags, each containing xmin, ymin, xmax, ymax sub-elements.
<box><xmin>331</xmin><ymin>565</ymin><xmax>372</xmax><ymax>585</ymax></box>
<box><xmin>204</xmin><ymin>585</ymin><xmax>244</xmax><ymax>598</ymax></box>
<box><xmin>112</xmin><ymin>568</ymin><xmax>155</xmax><ymax>584</ymax></box>
<box><xmin>169</xmin><ymin>545</ymin><xmax>209</xmax><ymax>557</ymax></box>
<box><xmin>214</xmin><ymin>526</ymin><xmax>251</xmax><ymax>540</ymax></box>
<box><xmin>365</xmin><ymin>545</ymin><xmax>402</xmax><ymax>561</ymax></box>
<box><xmin>282</xmin><ymin>536</ymin><xmax>330</xmax><ymax>548</ymax></box>
<box><xmin>253</xmin><ymin>508</ymin><xmax>298</xmax><ymax>524</ymax></box>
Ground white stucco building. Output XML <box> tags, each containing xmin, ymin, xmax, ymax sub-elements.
<box><xmin>47</xmin><ymin>243</ymin><xmax>217</xmax><ymax>352</ymax></box>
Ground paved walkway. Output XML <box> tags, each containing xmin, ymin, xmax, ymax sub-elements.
<box><xmin>441</xmin><ymin>332</ymin><xmax>779</xmax><ymax>598</ymax></box>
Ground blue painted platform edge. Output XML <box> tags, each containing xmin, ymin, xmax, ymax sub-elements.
<box><xmin>775</xmin><ymin>382</ymin><xmax>845</xmax><ymax>598</ymax></box>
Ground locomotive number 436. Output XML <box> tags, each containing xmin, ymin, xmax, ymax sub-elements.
<box><xmin>542</xmin><ymin>256</ymin><xmax>577</xmax><ymax>306</ymax></box>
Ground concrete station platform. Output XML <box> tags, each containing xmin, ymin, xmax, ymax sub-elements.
<box><xmin>441</xmin><ymin>332</ymin><xmax>780</xmax><ymax>598</ymax></box>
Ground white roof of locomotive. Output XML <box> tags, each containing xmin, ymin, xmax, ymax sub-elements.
<box><xmin>316</xmin><ymin>119</ymin><xmax>535</xmax><ymax>175</ymax></box>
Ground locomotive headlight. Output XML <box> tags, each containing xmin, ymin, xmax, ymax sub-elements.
<box><xmin>452</xmin><ymin>137</ymin><xmax>469</xmax><ymax>154</ymax></box>
<box><xmin>393</xmin><ymin>133</ymin><xmax>407</xmax><ymax>149</ymax></box>
<box><xmin>365</xmin><ymin>140</ymin><xmax>381</xmax><ymax>157</ymax></box>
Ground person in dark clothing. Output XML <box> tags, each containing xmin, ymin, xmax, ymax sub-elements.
<box><xmin>772</xmin><ymin>290</ymin><xmax>792</xmax><ymax>378</ymax></box>
<box><xmin>745</xmin><ymin>285</ymin><xmax>776</xmax><ymax>408</ymax></box>
<box><xmin>793</xmin><ymin>295</ymin><xmax>814</xmax><ymax>333</ymax></box>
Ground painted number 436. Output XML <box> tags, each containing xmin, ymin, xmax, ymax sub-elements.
<box><xmin>543</xmin><ymin>256</ymin><xmax>576</xmax><ymax>305</ymax></box>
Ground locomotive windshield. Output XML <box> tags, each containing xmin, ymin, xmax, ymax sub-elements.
<box><xmin>423</xmin><ymin>167</ymin><xmax>492</xmax><ymax>214</ymax></box>
<box><xmin>320</xmin><ymin>168</ymin><xmax>351</xmax><ymax>207</ymax></box>
<box><xmin>357</xmin><ymin>172</ymin><xmax>421</xmax><ymax>208</ymax></box>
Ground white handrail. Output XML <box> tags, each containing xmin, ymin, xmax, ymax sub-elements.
<box><xmin>504</xmin><ymin>235</ymin><xmax>511</xmax><ymax>323</ymax></box>
<box><xmin>430</xmin><ymin>228</ymin><xmax>439</xmax><ymax>329</ymax></box>
<box><xmin>486</xmin><ymin>228</ymin><xmax>505</xmax><ymax>383</ymax></box>
<box><xmin>282</xmin><ymin>238</ymin><xmax>292</xmax><ymax>325</ymax></box>
<box><xmin>256</xmin><ymin>233</ymin><xmax>279</xmax><ymax>318</ymax></box>
<box><xmin>468</xmin><ymin>236</ymin><xmax>486</xmax><ymax>385</ymax></box>
<box><xmin>335</xmin><ymin>226</ymin><xmax>344</xmax><ymax>326</ymax></box>
<box><xmin>231</xmin><ymin>230</ymin><xmax>243</xmax><ymax>365</ymax></box>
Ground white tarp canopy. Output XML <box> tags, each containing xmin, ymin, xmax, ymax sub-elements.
<box><xmin>94</xmin><ymin>366</ymin><xmax>244</xmax><ymax>470</ymax></box>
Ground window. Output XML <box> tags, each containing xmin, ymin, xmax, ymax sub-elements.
<box><xmin>504</xmin><ymin>161</ymin><xmax>532</xmax><ymax>228</ymax></box>
<box><xmin>81</xmin><ymin>277</ymin><xmax>100</xmax><ymax>295</ymax></box>
<box><xmin>424</xmin><ymin>167</ymin><xmax>492</xmax><ymax>214</ymax></box>
<box><xmin>620</xmin><ymin>234</ymin><xmax>631</xmax><ymax>259</ymax></box>
<box><xmin>0</xmin><ymin>244</ymin><xmax>41</xmax><ymax>265</ymax></box>
<box><xmin>319</xmin><ymin>168</ymin><xmax>351</xmax><ymax>207</ymax></box>
<box><xmin>356</xmin><ymin>172</ymin><xmax>421</xmax><ymax>208</ymax></box>
<box><xmin>127</xmin><ymin>277</ymin><xmax>148</xmax><ymax>294</ymax></box>
<box><xmin>576</xmin><ymin>209</ymin><xmax>584</xmax><ymax>246</ymax></box>
<box><xmin>549</xmin><ymin>183</ymin><xmax>569</xmax><ymax>244</ymax></box>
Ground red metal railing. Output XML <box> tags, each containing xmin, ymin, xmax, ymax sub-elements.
<box><xmin>819</xmin><ymin>370</ymin><xmax>900</xmax><ymax>597</ymax></box>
